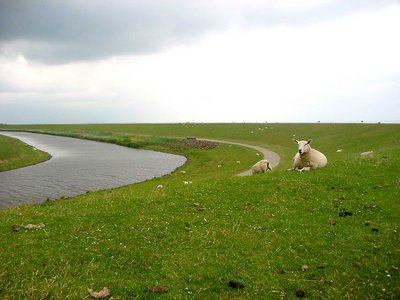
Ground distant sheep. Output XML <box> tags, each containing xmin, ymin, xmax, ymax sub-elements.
<box><xmin>292</xmin><ymin>139</ymin><xmax>327</xmax><ymax>171</ymax></box>
<box><xmin>360</xmin><ymin>151</ymin><xmax>374</xmax><ymax>159</ymax></box>
<box><xmin>251</xmin><ymin>159</ymin><xmax>273</xmax><ymax>174</ymax></box>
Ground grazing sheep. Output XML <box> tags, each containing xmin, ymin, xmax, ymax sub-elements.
<box><xmin>360</xmin><ymin>151</ymin><xmax>374</xmax><ymax>159</ymax></box>
<box><xmin>251</xmin><ymin>159</ymin><xmax>273</xmax><ymax>174</ymax></box>
<box><xmin>292</xmin><ymin>139</ymin><xmax>327</xmax><ymax>171</ymax></box>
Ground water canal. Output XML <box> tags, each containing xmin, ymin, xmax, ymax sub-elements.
<box><xmin>0</xmin><ymin>132</ymin><xmax>186</xmax><ymax>208</ymax></box>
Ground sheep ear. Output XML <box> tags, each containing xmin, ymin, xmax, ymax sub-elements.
<box><xmin>293</xmin><ymin>139</ymin><xmax>299</xmax><ymax>144</ymax></box>
<box><xmin>307</xmin><ymin>139</ymin><xmax>313</xmax><ymax>144</ymax></box>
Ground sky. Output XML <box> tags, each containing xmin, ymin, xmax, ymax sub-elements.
<box><xmin>0</xmin><ymin>0</ymin><xmax>399</xmax><ymax>124</ymax></box>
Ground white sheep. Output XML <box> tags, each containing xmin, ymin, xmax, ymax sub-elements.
<box><xmin>292</xmin><ymin>139</ymin><xmax>327</xmax><ymax>171</ymax></box>
<box><xmin>360</xmin><ymin>151</ymin><xmax>374</xmax><ymax>159</ymax></box>
<box><xmin>251</xmin><ymin>159</ymin><xmax>273</xmax><ymax>174</ymax></box>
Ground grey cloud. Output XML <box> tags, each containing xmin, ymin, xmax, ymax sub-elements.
<box><xmin>0</xmin><ymin>0</ymin><xmax>397</xmax><ymax>64</ymax></box>
<box><xmin>0</xmin><ymin>0</ymin><xmax>226</xmax><ymax>63</ymax></box>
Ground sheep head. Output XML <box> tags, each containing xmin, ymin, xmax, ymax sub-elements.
<box><xmin>293</xmin><ymin>139</ymin><xmax>312</xmax><ymax>155</ymax></box>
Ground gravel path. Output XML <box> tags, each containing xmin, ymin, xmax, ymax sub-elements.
<box><xmin>202</xmin><ymin>139</ymin><xmax>281</xmax><ymax>176</ymax></box>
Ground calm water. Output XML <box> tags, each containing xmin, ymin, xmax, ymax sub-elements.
<box><xmin>0</xmin><ymin>132</ymin><xmax>186</xmax><ymax>208</ymax></box>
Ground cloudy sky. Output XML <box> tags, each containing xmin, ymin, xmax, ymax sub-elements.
<box><xmin>0</xmin><ymin>0</ymin><xmax>399</xmax><ymax>124</ymax></box>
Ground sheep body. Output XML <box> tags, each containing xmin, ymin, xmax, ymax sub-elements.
<box><xmin>360</xmin><ymin>151</ymin><xmax>374</xmax><ymax>159</ymax></box>
<box><xmin>293</xmin><ymin>140</ymin><xmax>327</xmax><ymax>171</ymax></box>
<box><xmin>251</xmin><ymin>159</ymin><xmax>273</xmax><ymax>174</ymax></box>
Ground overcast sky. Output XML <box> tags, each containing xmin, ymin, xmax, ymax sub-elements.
<box><xmin>0</xmin><ymin>0</ymin><xmax>399</xmax><ymax>124</ymax></box>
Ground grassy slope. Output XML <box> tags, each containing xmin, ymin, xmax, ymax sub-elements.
<box><xmin>0</xmin><ymin>134</ymin><xmax>50</xmax><ymax>171</ymax></box>
<box><xmin>0</xmin><ymin>123</ymin><xmax>399</xmax><ymax>299</ymax></box>
<box><xmin>1</xmin><ymin>123</ymin><xmax>398</xmax><ymax>168</ymax></box>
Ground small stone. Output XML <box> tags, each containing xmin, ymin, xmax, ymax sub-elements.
<box><xmin>229</xmin><ymin>281</ymin><xmax>245</xmax><ymax>289</ymax></box>
<box><xmin>301</xmin><ymin>265</ymin><xmax>309</xmax><ymax>272</ymax></box>
<box><xmin>12</xmin><ymin>223</ymin><xmax>46</xmax><ymax>231</ymax></box>
<box><xmin>87</xmin><ymin>287</ymin><xmax>111</xmax><ymax>299</ymax></box>
<box><xmin>11</xmin><ymin>225</ymin><xmax>23</xmax><ymax>232</ymax></box>
<box><xmin>24</xmin><ymin>223</ymin><xmax>45</xmax><ymax>230</ymax></box>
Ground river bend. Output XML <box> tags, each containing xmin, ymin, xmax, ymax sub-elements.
<box><xmin>0</xmin><ymin>132</ymin><xmax>186</xmax><ymax>208</ymax></box>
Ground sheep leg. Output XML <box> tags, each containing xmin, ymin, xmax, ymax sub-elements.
<box><xmin>309</xmin><ymin>162</ymin><xmax>318</xmax><ymax>170</ymax></box>
<box><xmin>295</xmin><ymin>166</ymin><xmax>311</xmax><ymax>172</ymax></box>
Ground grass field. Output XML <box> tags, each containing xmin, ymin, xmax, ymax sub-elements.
<box><xmin>0</xmin><ymin>134</ymin><xmax>50</xmax><ymax>172</ymax></box>
<box><xmin>0</xmin><ymin>123</ymin><xmax>399</xmax><ymax>299</ymax></box>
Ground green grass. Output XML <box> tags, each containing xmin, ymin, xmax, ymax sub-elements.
<box><xmin>0</xmin><ymin>134</ymin><xmax>50</xmax><ymax>171</ymax></box>
<box><xmin>0</xmin><ymin>123</ymin><xmax>399</xmax><ymax>299</ymax></box>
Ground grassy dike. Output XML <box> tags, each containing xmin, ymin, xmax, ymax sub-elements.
<box><xmin>0</xmin><ymin>134</ymin><xmax>50</xmax><ymax>171</ymax></box>
<box><xmin>0</xmin><ymin>123</ymin><xmax>399</xmax><ymax>299</ymax></box>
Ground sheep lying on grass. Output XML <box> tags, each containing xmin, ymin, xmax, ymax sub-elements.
<box><xmin>251</xmin><ymin>159</ymin><xmax>273</xmax><ymax>174</ymax></box>
<box><xmin>292</xmin><ymin>139</ymin><xmax>327</xmax><ymax>172</ymax></box>
<box><xmin>360</xmin><ymin>151</ymin><xmax>374</xmax><ymax>159</ymax></box>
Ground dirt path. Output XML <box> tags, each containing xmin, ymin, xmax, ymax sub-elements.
<box><xmin>202</xmin><ymin>139</ymin><xmax>281</xmax><ymax>176</ymax></box>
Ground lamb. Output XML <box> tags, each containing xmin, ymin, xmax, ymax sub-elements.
<box><xmin>251</xmin><ymin>159</ymin><xmax>273</xmax><ymax>174</ymax></box>
<box><xmin>292</xmin><ymin>139</ymin><xmax>327</xmax><ymax>171</ymax></box>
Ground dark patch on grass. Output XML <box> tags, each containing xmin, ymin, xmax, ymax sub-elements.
<box><xmin>296</xmin><ymin>290</ymin><xmax>306</xmax><ymax>297</ymax></box>
<box><xmin>229</xmin><ymin>281</ymin><xmax>245</xmax><ymax>289</ymax></box>
<box><xmin>165</xmin><ymin>138</ymin><xmax>219</xmax><ymax>150</ymax></box>
<box><xmin>339</xmin><ymin>209</ymin><xmax>353</xmax><ymax>217</ymax></box>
